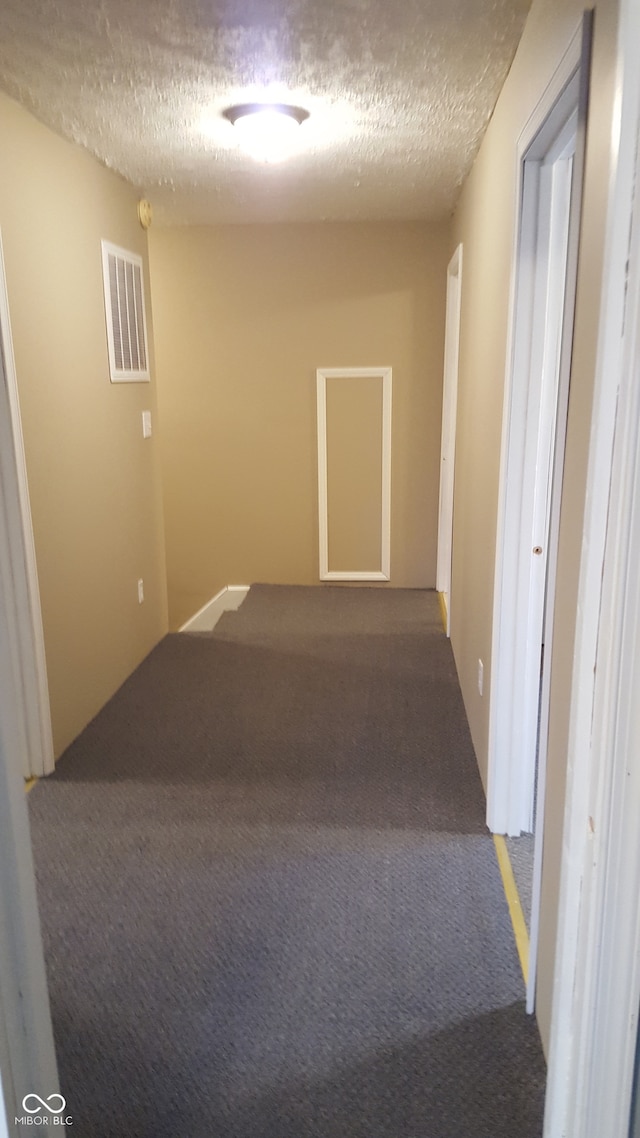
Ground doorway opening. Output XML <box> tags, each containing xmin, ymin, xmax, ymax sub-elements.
<box><xmin>0</xmin><ymin>230</ymin><xmax>60</xmax><ymax>1127</ymax></box>
<box><xmin>487</xmin><ymin>19</ymin><xmax>591</xmax><ymax>1015</ymax></box>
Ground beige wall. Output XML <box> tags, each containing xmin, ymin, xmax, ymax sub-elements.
<box><xmin>326</xmin><ymin>374</ymin><xmax>384</xmax><ymax>574</ymax></box>
<box><xmin>149</xmin><ymin>222</ymin><xmax>450</xmax><ymax>629</ymax></box>
<box><xmin>450</xmin><ymin>0</ymin><xmax>620</xmax><ymax>1053</ymax></box>
<box><xmin>0</xmin><ymin>92</ymin><xmax>168</xmax><ymax>757</ymax></box>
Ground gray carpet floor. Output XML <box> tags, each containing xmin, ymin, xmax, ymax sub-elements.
<box><xmin>28</xmin><ymin>585</ymin><xmax>545</xmax><ymax>1137</ymax></box>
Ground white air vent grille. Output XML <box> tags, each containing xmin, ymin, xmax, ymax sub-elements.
<box><xmin>101</xmin><ymin>241</ymin><xmax>150</xmax><ymax>383</ymax></box>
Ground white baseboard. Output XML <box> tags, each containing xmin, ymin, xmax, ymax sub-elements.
<box><xmin>179</xmin><ymin>585</ymin><xmax>250</xmax><ymax>633</ymax></box>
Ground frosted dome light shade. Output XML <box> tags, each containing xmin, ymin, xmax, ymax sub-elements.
<box><xmin>224</xmin><ymin>103</ymin><xmax>310</xmax><ymax>163</ymax></box>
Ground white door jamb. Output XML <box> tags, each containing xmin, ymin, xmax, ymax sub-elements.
<box><xmin>544</xmin><ymin>0</ymin><xmax>640</xmax><ymax>1129</ymax></box>
<box><xmin>0</xmin><ymin>232</ymin><xmax>53</xmax><ymax>779</ymax></box>
<box><xmin>436</xmin><ymin>244</ymin><xmax>463</xmax><ymax>637</ymax></box>
<box><xmin>486</xmin><ymin>24</ymin><xmax>585</xmax><ymax>836</ymax></box>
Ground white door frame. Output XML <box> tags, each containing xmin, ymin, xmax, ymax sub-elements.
<box><xmin>0</xmin><ymin>233</ymin><xmax>54</xmax><ymax>779</ymax></box>
<box><xmin>0</xmin><ymin>247</ymin><xmax>62</xmax><ymax>1124</ymax></box>
<box><xmin>487</xmin><ymin>24</ymin><xmax>586</xmax><ymax>837</ymax></box>
<box><xmin>436</xmin><ymin>244</ymin><xmax>463</xmax><ymax>637</ymax></box>
<box><xmin>316</xmin><ymin>366</ymin><xmax>392</xmax><ymax>582</ymax></box>
<box><xmin>526</xmin><ymin>103</ymin><xmax>585</xmax><ymax>1013</ymax></box>
<box><xmin>544</xmin><ymin>0</ymin><xmax>640</xmax><ymax>1129</ymax></box>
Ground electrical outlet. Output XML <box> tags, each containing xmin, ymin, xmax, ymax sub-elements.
<box><xmin>137</xmin><ymin>579</ymin><xmax>144</xmax><ymax>604</ymax></box>
<box><xmin>478</xmin><ymin>658</ymin><xmax>484</xmax><ymax>695</ymax></box>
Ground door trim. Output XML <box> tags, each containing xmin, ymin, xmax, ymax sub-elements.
<box><xmin>436</xmin><ymin>244</ymin><xmax>463</xmax><ymax>637</ymax></box>
<box><xmin>0</xmin><ymin>233</ymin><xmax>54</xmax><ymax>778</ymax></box>
<box><xmin>487</xmin><ymin>24</ymin><xmax>584</xmax><ymax>837</ymax></box>
<box><xmin>526</xmin><ymin>32</ymin><xmax>591</xmax><ymax>1013</ymax></box>
<box><xmin>0</xmin><ymin>236</ymin><xmax>62</xmax><ymax>1125</ymax></box>
<box><xmin>544</xmin><ymin>0</ymin><xmax>640</xmax><ymax>1129</ymax></box>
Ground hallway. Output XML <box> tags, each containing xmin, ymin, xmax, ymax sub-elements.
<box><xmin>28</xmin><ymin>586</ymin><xmax>545</xmax><ymax>1137</ymax></box>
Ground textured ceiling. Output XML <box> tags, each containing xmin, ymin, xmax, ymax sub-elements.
<box><xmin>0</xmin><ymin>0</ymin><xmax>531</xmax><ymax>226</ymax></box>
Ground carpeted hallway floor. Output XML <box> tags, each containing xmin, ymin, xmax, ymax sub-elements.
<box><xmin>28</xmin><ymin>585</ymin><xmax>545</xmax><ymax>1137</ymax></box>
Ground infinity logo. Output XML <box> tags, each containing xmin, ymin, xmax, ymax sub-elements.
<box><xmin>22</xmin><ymin>1094</ymin><xmax>66</xmax><ymax>1115</ymax></box>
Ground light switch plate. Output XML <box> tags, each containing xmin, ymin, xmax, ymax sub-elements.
<box><xmin>142</xmin><ymin>410</ymin><xmax>152</xmax><ymax>438</ymax></box>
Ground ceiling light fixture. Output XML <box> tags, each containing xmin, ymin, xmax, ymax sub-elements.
<box><xmin>223</xmin><ymin>103</ymin><xmax>310</xmax><ymax>164</ymax></box>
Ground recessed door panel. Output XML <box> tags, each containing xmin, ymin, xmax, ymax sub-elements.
<box><xmin>316</xmin><ymin>367</ymin><xmax>392</xmax><ymax>581</ymax></box>
<box><xmin>326</xmin><ymin>375</ymin><xmax>383</xmax><ymax>574</ymax></box>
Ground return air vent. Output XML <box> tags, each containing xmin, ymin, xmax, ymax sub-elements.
<box><xmin>101</xmin><ymin>241</ymin><xmax>150</xmax><ymax>383</ymax></box>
